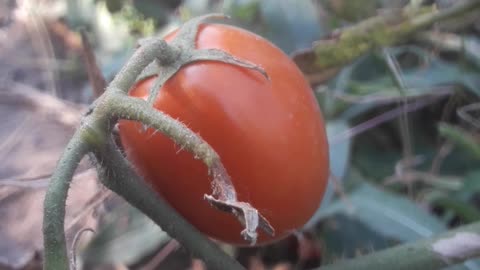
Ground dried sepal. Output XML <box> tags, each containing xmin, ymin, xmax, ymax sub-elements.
<box><xmin>204</xmin><ymin>195</ymin><xmax>275</xmax><ymax>245</ymax></box>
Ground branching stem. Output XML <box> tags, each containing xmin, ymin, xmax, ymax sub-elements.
<box><xmin>92</xmin><ymin>139</ymin><xmax>245</xmax><ymax>270</ymax></box>
<box><xmin>43</xmin><ymin>14</ymin><xmax>267</xmax><ymax>270</ymax></box>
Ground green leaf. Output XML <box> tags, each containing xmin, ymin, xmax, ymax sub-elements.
<box><xmin>351</xmin><ymin>126</ymin><xmax>404</xmax><ymax>181</ymax></box>
<box><xmin>431</xmin><ymin>195</ymin><xmax>480</xmax><ymax>223</ymax></box>
<box><xmin>80</xmin><ymin>205</ymin><xmax>171</xmax><ymax>267</ymax></box>
<box><xmin>438</xmin><ymin>123</ymin><xmax>480</xmax><ymax>160</ymax></box>
<box><xmin>317</xmin><ymin>175</ymin><xmax>480</xmax><ymax>270</ymax></box>
<box><xmin>223</xmin><ymin>0</ymin><xmax>260</xmax><ymax>22</ymax></box>
<box><xmin>133</xmin><ymin>0</ymin><xmax>179</xmax><ymax>24</ymax></box>
<box><xmin>351</xmin><ymin>46</ymin><xmax>480</xmax><ymax>96</ymax></box>
<box><xmin>321</xmin><ymin>0</ymin><xmax>378</xmax><ymax>22</ymax></box>
<box><xmin>318</xmin><ymin>180</ymin><xmax>446</xmax><ymax>241</ymax></box>
<box><xmin>329</xmin><ymin>46</ymin><xmax>480</xmax><ymax>119</ymax></box>
<box><xmin>224</xmin><ymin>0</ymin><xmax>325</xmax><ymax>53</ymax></box>
<box><xmin>305</xmin><ymin>120</ymin><xmax>352</xmax><ymax>228</ymax></box>
<box><xmin>105</xmin><ymin>0</ymin><xmax>124</xmax><ymax>13</ymax></box>
<box><xmin>455</xmin><ymin>171</ymin><xmax>480</xmax><ymax>201</ymax></box>
<box><xmin>317</xmin><ymin>177</ymin><xmax>480</xmax><ymax>269</ymax></box>
<box><xmin>421</xmin><ymin>170</ymin><xmax>480</xmax><ymax>224</ymax></box>
<box><xmin>463</xmin><ymin>36</ymin><xmax>480</xmax><ymax>69</ymax></box>
<box><xmin>258</xmin><ymin>0</ymin><xmax>324</xmax><ymax>53</ymax></box>
<box><xmin>319</xmin><ymin>214</ymin><xmax>397</xmax><ymax>263</ymax></box>
<box><xmin>326</xmin><ymin>120</ymin><xmax>352</xmax><ymax>181</ymax></box>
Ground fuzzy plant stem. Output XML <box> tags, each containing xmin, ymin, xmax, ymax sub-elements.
<box><xmin>318</xmin><ymin>221</ymin><xmax>480</xmax><ymax>270</ymax></box>
<box><xmin>43</xmin><ymin>29</ymin><xmax>247</xmax><ymax>269</ymax></box>
<box><xmin>42</xmin><ymin>39</ymin><xmax>170</xmax><ymax>270</ymax></box>
<box><xmin>92</xmin><ymin>139</ymin><xmax>245</xmax><ymax>270</ymax></box>
<box><xmin>43</xmin><ymin>130</ymin><xmax>92</xmax><ymax>270</ymax></box>
<box><xmin>108</xmin><ymin>94</ymin><xmax>220</xmax><ymax>168</ymax></box>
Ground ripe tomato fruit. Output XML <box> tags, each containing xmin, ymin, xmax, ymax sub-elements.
<box><xmin>118</xmin><ymin>23</ymin><xmax>329</xmax><ymax>245</ymax></box>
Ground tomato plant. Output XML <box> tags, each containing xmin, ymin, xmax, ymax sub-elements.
<box><xmin>118</xmin><ymin>23</ymin><xmax>329</xmax><ymax>245</ymax></box>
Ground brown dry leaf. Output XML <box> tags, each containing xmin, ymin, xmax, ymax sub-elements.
<box><xmin>0</xmin><ymin>4</ymin><xmax>118</xmax><ymax>269</ymax></box>
<box><xmin>0</xmin><ymin>84</ymin><xmax>103</xmax><ymax>269</ymax></box>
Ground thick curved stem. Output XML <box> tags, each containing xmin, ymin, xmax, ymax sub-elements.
<box><xmin>92</xmin><ymin>139</ymin><xmax>245</xmax><ymax>270</ymax></box>
<box><xmin>108</xmin><ymin>94</ymin><xmax>225</xmax><ymax>184</ymax></box>
<box><xmin>318</xmin><ymin>221</ymin><xmax>480</xmax><ymax>270</ymax></box>
<box><xmin>108</xmin><ymin>94</ymin><xmax>274</xmax><ymax>242</ymax></box>
<box><xmin>42</xmin><ymin>33</ymin><xmax>175</xmax><ymax>270</ymax></box>
<box><xmin>43</xmin><ymin>130</ymin><xmax>92</xmax><ymax>270</ymax></box>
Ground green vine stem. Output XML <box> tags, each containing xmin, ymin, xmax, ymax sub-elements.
<box><xmin>43</xmin><ymin>130</ymin><xmax>92</xmax><ymax>269</ymax></box>
<box><xmin>317</xmin><ymin>221</ymin><xmax>480</xmax><ymax>270</ymax></box>
<box><xmin>92</xmin><ymin>138</ymin><xmax>245</xmax><ymax>270</ymax></box>
<box><xmin>107</xmin><ymin>94</ymin><xmax>275</xmax><ymax>239</ymax></box>
<box><xmin>43</xmin><ymin>35</ymin><xmax>167</xmax><ymax>270</ymax></box>
<box><xmin>292</xmin><ymin>0</ymin><xmax>480</xmax><ymax>82</ymax></box>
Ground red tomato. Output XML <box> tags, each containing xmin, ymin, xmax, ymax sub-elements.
<box><xmin>118</xmin><ymin>23</ymin><xmax>329</xmax><ymax>245</ymax></box>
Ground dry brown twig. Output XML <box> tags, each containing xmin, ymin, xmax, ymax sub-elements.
<box><xmin>80</xmin><ymin>31</ymin><xmax>107</xmax><ymax>99</ymax></box>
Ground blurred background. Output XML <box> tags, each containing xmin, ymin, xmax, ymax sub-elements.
<box><xmin>1</xmin><ymin>0</ymin><xmax>480</xmax><ymax>269</ymax></box>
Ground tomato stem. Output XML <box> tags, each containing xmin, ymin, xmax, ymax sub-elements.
<box><xmin>91</xmin><ymin>139</ymin><xmax>246</xmax><ymax>270</ymax></box>
<box><xmin>42</xmin><ymin>13</ymin><xmax>269</xmax><ymax>270</ymax></box>
<box><xmin>141</xmin><ymin>14</ymin><xmax>269</xmax><ymax>107</ymax></box>
<box><xmin>43</xmin><ymin>129</ymin><xmax>92</xmax><ymax>270</ymax></box>
<box><xmin>113</xmin><ymin>13</ymin><xmax>275</xmax><ymax>243</ymax></box>
<box><xmin>108</xmin><ymin>94</ymin><xmax>275</xmax><ymax>243</ymax></box>
<box><xmin>107</xmin><ymin>94</ymin><xmax>222</xmax><ymax>168</ymax></box>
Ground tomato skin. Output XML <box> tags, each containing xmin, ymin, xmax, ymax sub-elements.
<box><xmin>118</xmin><ymin>24</ymin><xmax>329</xmax><ymax>245</ymax></box>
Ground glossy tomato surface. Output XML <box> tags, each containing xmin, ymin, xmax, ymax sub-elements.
<box><xmin>118</xmin><ymin>23</ymin><xmax>329</xmax><ymax>245</ymax></box>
